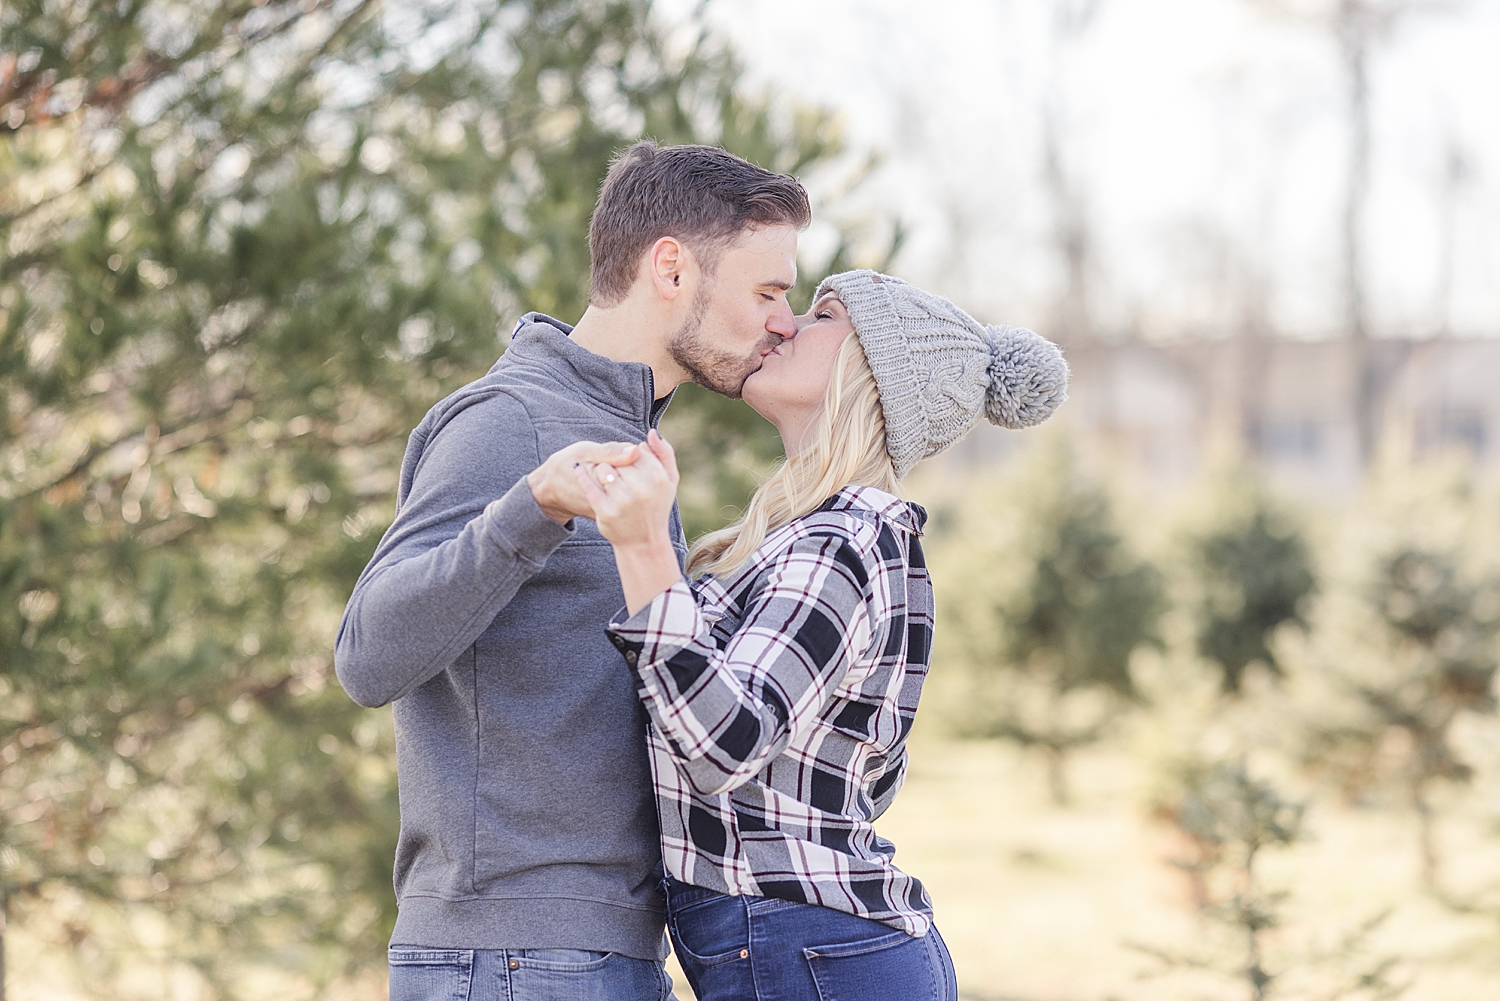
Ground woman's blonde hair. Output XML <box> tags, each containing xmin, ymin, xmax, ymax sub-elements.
<box><xmin>687</xmin><ymin>332</ymin><xmax>900</xmax><ymax>578</ymax></box>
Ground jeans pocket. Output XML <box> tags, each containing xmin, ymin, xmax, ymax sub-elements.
<box><xmin>668</xmin><ymin>893</ymin><xmax>750</xmax><ymax>967</ymax></box>
<box><xmin>513</xmin><ymin>948</ymin><xmax>612</xmax><ymax>972</ymax></box>
<box><xmin>387</xmin><ymin>948</ymin><xmax>473</xmax><ymax>1001</ymax></box>
<box><xmin>510</xmin><ymin>952</ymin><xmax>668</xmax><ymax>1001</ymax></box>
<box><xmin>804</xmin><ymin>930</ymin><xmax>941</xmax><ymax>1001</ymax></box>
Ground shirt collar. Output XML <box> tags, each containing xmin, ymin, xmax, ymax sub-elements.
<box><xmin>819</xmin><ymin>485</ymin><xmax>927</xmax><ymax>535</ymax></box>
<box><xmin>496</xmin><ymin>312</ymin><xmax>668</xmax><ymax>424</ymax></box>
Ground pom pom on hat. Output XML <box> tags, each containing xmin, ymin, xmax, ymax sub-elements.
<box><xmin>982</xmin><ymin>324</ymin><xmax>1070</xmax><ymax>430</ymax></box>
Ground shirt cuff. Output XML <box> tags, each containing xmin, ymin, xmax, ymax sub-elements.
<box><xmin>606</xmin><ymin>580</ymin><xmax>703</xmax><ymax>668</ymax></box>
<box><xmin>484</xmin><ymin>476</ymin><xmax>574</xmax><ymax>563</ymax></box>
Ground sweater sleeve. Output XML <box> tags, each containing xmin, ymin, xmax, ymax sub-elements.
<box><xmin>334</xmin><ymin>396</ymin><xmax>573</xmax><ymax>707</ymax></box>
<box><xmin>606</xmin><ymin>526</ymin><xmax>877</xmax><ymax>796</ymax></box>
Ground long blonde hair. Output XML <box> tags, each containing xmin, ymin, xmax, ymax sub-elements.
<box><xmin>687</xmin><ymin>333</ymin><xmax>901</xmax><ymax>578</ymax></box>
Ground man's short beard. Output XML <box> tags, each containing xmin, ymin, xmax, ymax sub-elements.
<box><xmin>667</xmin><ymin>284</ymin><xmax>764</xmax><ymax>399</ymax></box>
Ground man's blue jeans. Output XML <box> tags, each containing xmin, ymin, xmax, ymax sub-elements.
<box><xmin>665</xmin><ymin>877</ymin><xmax>958</xmax><ymax>1001</ymax></box>
<box><xmin>387</xmin><ymin>947</ymin><xmax>673</xmax><ymax>1001</ymax></box>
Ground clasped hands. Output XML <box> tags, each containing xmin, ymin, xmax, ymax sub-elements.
<box><xmin>526</xmin><ymin>430</ymin><xmax>680</xmax><ymax>548</ymax></box>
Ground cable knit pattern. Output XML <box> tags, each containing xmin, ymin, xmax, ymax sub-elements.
<box><xmin>814</xmin><ymin>270</ymin><xmax>1070</xmax><ymax>478</ymax></box>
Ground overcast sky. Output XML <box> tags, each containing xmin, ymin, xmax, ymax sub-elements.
<box><xmin>660</xmin><ymin>0</ymin><xmax>1500</xmax><ymax>340</ymax></box>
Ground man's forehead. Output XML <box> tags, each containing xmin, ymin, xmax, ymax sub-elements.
<box><xmin>724</xmin><ymin>223</ymin><xmax>799</xmax><ymax>260</ymax></box>
<box><xmin>716</xmin><ymin>223</ymin><xmax>798</xmax><ymax>285</ymax></box>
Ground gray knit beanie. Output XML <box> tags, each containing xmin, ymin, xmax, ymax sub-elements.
<box><xmin>814</xmin><ymin>269</ymin><xmax>1069</xmax><ymax>479</ymax></box>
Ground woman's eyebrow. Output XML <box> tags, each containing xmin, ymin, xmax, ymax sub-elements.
<box><xmin>810</xmin><ymin>293</ymin><xmax>841</xmax><ymax>312</ymax></box>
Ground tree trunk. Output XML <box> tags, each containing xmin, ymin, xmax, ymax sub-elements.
<box><xmin>1044</xmin><ymin>745</ymin><xmax>1071</xmax><ymax>807</ymax></box>
<box><xmin>1414</xmin><ymin>784</ymin><xmax>1437</xmax><ymax>893</ymax></box>
<box><xmin>1043</xmin><ymin>0</ymin><xmax>1104</xmax><ymax>347</ymax></box>
<box><xmin>1238</xmin><ymin>307</ymin><xmax>1272</xmax><ymax>458</ymax></box>
<box><xmin>1340</xmin><ymin>0</ymin><xmax>1378</xmax><ymax>468</ymax></box>
<box><xmin>1434</xmin><ymin>137</ymin><xmax>1470</xmax><ymax>339</ymax></box>
<box><xmin>1242</xmin><ymin>847</ymin><xmax>1269</xmax><ymax>1001</ymax></box>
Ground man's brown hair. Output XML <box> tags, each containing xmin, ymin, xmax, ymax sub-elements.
<box><xmin>587</xmin><ymin>142</ymin><xmax>812</xmax><ymax>306</ymax></box>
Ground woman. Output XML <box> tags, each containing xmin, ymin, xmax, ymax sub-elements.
<box><xmin>575</xmin><ymin>270</ymin><xmax>1068</xmax><ymax>1001</ymax></box>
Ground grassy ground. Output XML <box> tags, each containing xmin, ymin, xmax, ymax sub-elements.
<box><xmin>670</xmin><ymin>738</ymin><xmax>1500</xmax><ymax>1001</ymax></box>
<box><xmin>10</xmin><ymin>737</ymin><xmax>1498</xmax><ymax>999</ymax></box>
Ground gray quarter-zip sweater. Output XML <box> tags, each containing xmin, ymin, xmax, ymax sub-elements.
<box><xmin>335</xmin><ymin>313</ymin><xmax>682</xmax><ymax>960</ymax></box>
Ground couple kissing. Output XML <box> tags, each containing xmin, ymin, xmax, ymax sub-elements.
<box><xmin>335</xmin><ymin>141</ymin><xmax>1068</xmax><ymax>1001</ymax></box>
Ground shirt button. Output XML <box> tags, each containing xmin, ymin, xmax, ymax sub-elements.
<box><xmin>508</xmin><ymin>959</ymin><xmax>520</xmax><ymax>970</ymax></box>
<box><xmin>625</xmin><ymin>651</ymin><xmax>638</xmax><ymax>666</ymax></box>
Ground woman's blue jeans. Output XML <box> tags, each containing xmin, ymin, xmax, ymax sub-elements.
<box><xmin>665</xmin><ymin>876</ymin><xmax>958</xmax><ymax>1001</ymax></box>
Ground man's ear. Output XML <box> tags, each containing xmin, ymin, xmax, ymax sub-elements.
<box><xmin>648</xmin><ymin>236</ymin><xmax>686</xmax><ymax>301</ymax></box>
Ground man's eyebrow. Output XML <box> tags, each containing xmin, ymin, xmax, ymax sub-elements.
<box><xmin>759</xmin><ymin>279</ymin><xmax>794</xmax><ymax>291</ymax></box>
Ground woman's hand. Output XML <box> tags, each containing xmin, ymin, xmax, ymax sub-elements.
<box><xmin>575</xmin><ymin>429</ymin><xmax>679</xmax><ymax>548</ymax></box>
<box><xmin>526</xmin><ymin>440</ymin><xmax>639</xmax><ymax>525</ymax></box>
<box><xmin>575</xmin><ymin>430</ymin><xmax>685</xmax><ymax>615</ymax></box>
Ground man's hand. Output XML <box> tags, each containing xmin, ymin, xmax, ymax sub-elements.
<box><xmin>574</xmin><ymin>431</ymin><xmax>684</xmax><ymax>615</ymax></box>
<box><xmin>574</xmin><ymin>430</ymin><xmax>679</xmax><ymax>549</ymax></box>
<box><xmin>527</xmin><ymin>441</ymin><xmax>640</xmax><ymax>525</ymax></box>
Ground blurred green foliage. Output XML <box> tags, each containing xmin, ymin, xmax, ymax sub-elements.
<box><xmin>1146</xmin><ymin>761</ymin><xmax>1305</xmax><ymax>1001</ymax></box>
<box><xmin>0</xmin><ymin>0</ymin><xmax>882</xmax><ymax>994</ymax></box>
<box><xmin>1339</xmin><ymin>544</ymin><xmax>1498</xmax><ymax>898</ymax></box>
<box><xmin>1187</xmin><ymin>497</ymin><xmax>1317</xmax><ymax>694</ymax></box>
<box><xmin>927</xmin><ymin>438</ymin><xmax>1500</xmax><ymax>987</ymax></box>
<box><xmin>1140</xmin><ymin>760</ymin><xmax>1403</xmax><ymax>1001</ymax></box>
<box><xmin>930</xmin><ymin>436</ymin><xmax>1167</xmax><ymax>804</ymax></box>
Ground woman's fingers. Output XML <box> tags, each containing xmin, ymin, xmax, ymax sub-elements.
<box><xmin>590</xmin><ymin>461</ymin><xmax>620</xmax><ymax>486</ymax></box>
<box><xmin>646</xmin><ymin>430</ymin><xmax>679</xmax><ymax>487</ymax></box>
<box><xmin>573</xmin><ymin>463</ymin><xmax>610</xmax><ymax>510</ymax></box>
<box><xmin>588</xmin><ymin>458</ymin><xmax>653</xmax><ymax>498</ymax></box>
<box><xmin>610</xmin><ymin>461</ymin><xmax>664</xmax><ymax>502</ymax></box>
<box><xmin>585</xmin><ymin>441</ymin><xmax>677</xmax><ymax>516</ymax></box>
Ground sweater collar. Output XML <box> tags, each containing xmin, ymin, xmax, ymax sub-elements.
<box><xmin>497</xmin><ymin>312</ymin><xmax>671</xmax><ymax>426</ymax></box>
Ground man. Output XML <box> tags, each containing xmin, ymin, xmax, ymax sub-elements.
<box><xmin>334</xmin><ymin>141</ymin><xmax>810</xmax><ymax>999</ymax></box>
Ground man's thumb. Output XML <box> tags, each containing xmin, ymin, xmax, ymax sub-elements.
<box><xmin>596</xmin><ymin>442</ymin><xmax>637</xmax><ymax>464</ymax></box>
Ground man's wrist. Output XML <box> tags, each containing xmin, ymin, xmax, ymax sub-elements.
<box><xmin>525</xmin><ymin>469</ymin><xmax>572</xmax><ymax>525</ymax></box>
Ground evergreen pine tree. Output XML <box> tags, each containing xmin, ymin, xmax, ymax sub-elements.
<box><xmin>1186</xmin><ymin>488</ymin><xmax>1318</xmax><ymax>694</ymax></box>
<box><xmin>0</xmin><ymin>0</ymin><xmax>876</xmax><ymax>993</ymax></box>
<box><xmin>938</xmin><ymin>439</ymin><xmax>1166</xmax><ymax>805</ymax></box>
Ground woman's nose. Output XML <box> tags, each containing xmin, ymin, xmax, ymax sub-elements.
<box><xmin>787</xmin><ymin>308</ymin><xmax>818</xmax><ymax>337</ymax></box>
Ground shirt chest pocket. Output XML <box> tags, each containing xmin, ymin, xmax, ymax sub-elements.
<box><xmin>828</xmin><ymin>656</ymin><xmax>905</xmax><ymax>750</ymax></box>
<box><xmin>824</xmin><ymin>690</ymin><xmax>903</xmax><ymax>753</ymax></box>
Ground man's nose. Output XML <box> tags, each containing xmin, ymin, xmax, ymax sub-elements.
<box><xmin>767</xmin><ymin>301</ymin><xmax>797</xmax><ymax>339</ymax></box>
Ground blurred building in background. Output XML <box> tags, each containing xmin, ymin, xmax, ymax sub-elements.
<box><xmin>1084</xmin><ymin>335</ymin><xmax>1500</xmax><ymax>495</ymax></box>
<box><xmin>951</xmin><ymin>334</ymin><xmax>1500</xmax><ymax>497</ymax></box>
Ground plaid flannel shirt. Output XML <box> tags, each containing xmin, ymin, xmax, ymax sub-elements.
<box><xmin>607</xmin><ymin>486</ymin><xmax>936</xmax><ymax>935</ymax></box>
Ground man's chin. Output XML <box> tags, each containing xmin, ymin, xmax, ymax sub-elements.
<box><xmin>693</xmin><ymin>363</ymin><xmax>760</xmax><ymax>400</ymax></box>
<box><xmin>699</xmin><ymin>377</ymin><xmax>745</xmax><ymax>400</ymax></box>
